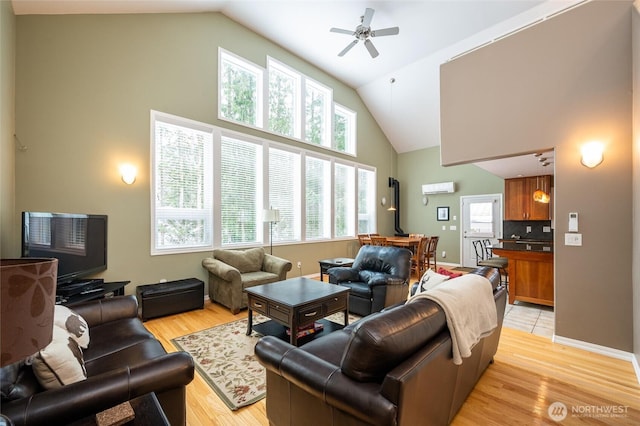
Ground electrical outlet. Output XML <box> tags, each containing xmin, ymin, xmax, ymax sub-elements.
<box><xmin>159</xmin><ymin>278</ymin><xmax>167</xmax><ymax>283</ymax></box>
<box><xmin>441</xmin><ymin>251</ymin><xmax>446</xmax><ymax>258</ymax></box>
<box><xmin>297</xmin><ymin>261</ymin><xmax>302</xmax><ymax>269</ymax></box>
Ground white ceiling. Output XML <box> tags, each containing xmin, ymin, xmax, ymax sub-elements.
<box><xmin>11</xmin><ymin>0</ymin><xmax>583</xmax><ymax>176</ymax></box>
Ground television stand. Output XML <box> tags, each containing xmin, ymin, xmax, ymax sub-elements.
<box><xmin>59</xmin><ymin>281</ymin><xmax>130</xmax><ymax>306</ymax></box>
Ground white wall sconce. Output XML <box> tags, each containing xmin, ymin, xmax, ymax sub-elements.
<box><xmin>380</xmin><ymin>196</ymin><xmax>387</xmax><ymax>207</ymax></box>
<box><xmin>119</xmin><ymin>163</ymin><xmax>137</xmax><ymax>184</ymax></box>
<box><xmin>580</xmin><ymin>141</ymin><xmax>604</xmax><ymax>168</ymax></box>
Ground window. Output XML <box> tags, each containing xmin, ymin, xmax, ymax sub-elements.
<box><xmin>358</xmin><ymin>168</ymin><xmax>376</xmax><ymax>234</ymax></box>
<box><xmin>219</xmin><ymin>51</ymin><xmax>263</xmax><ymax>127</ymax></box>
<box><xmin>152</xmin><ymin>112</ymin><xmax>214</xmax><ymax>254</ymax></box>
<box><xmin>334</xmin><ymin>104</ymin><xmax>356</xmax><ymax>153</ymax></box>
<box><xmin>305</xmin><ymin>156</ymin><xmax>332</xmax><ymax>240</ymax></box>
<box><xmin>152</xmin><ymin>111</ymin><xmax>373</xmax><ymax>254</ymax></box>
<box><xmin>334</xmin><ymin>163</ymin><xmax>356</xmax><ymax>238</ymax></box>
<box><xmin>219</xmin><ymin>49</ymin><xmax>356</xmax><ymax>155</ymax></box>
<box><xmin>304</xmin><ymin>79</ymin><xmax>332</xmax><ymax>147</ymax></box>
<box><xmin>268</xmin><ymin>147</ymin><xmax>301</xmax><ymax>242</ymax></box>
<box><xmin>268</xmin><ymin>59</ymin><xmax>301</xmax><ymax>138</ymax></box>
<box><xmin>220</xmin><ymin>136</ymin><xmax>262</xmax><ymax>245</ymax></box>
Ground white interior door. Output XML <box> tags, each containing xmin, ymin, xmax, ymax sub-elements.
<box><xmin>460</xmin><ymin>194</ymin><xmax>503</xmax><ymax>268</ymax></box>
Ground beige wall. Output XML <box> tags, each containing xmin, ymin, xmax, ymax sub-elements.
<box><xmin>0</xmin><ymin>1</ymin><xmax>16</xmax><ymax>258</ymax></box>
<box><xmin>13</xmin><ymin>13</ymin><xmax>393</xmax><ymax>290</ymax></box>
<box><xmin>440</xmin><ymin>1</ymin><xmax>634</xmax><ymax>351</ymax></box>
<box><xmin>632</xmin><ymin>1</ymin><xmax>639</xmax><ymax>370</ymax></box>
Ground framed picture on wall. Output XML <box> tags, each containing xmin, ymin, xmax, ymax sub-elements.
<box><xmin>437</xmin><ymin>207</ymin><xmax>449</xmax><ymax>221</ymax></box>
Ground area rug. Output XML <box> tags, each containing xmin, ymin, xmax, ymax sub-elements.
<box><xmin>171</xmin><ymin>312</ymin><xmax>359</xmax><ymax>411</ymax></box>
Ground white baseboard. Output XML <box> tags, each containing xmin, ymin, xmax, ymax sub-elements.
<box><xmin>553</xmin><ymin>334</ymin><xmax>640</xmax><ymax>384</ymax></box>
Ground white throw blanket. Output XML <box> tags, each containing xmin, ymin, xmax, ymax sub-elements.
<box><xmin>408</xmin><ymin>273</ymin><xmax>497</xmax><ymax>365</ymax></box>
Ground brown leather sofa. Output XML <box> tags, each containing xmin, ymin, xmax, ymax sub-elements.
<box><xmin>0</xmin><ymin>296</ymin><xmax>194</xmax><ymax>425</ymax></box>
<box><xmin>255</xmin><ymin>267</ymin><xmax>506</xmax><ymax>426</ymax></box>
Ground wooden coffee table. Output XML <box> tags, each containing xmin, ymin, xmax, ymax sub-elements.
<box><xmin>245</xmin><ymin>277</ymin><xmax>350</xmax><ymax>346</ymax></box>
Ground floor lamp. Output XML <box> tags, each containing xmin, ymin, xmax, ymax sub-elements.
<box><xmin>263</xmin><ymin>208</ymin><xmax>280</xmax><ymax>255</ymax></box>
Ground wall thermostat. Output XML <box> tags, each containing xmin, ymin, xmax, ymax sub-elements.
<box><xmin>568</xmin><ymin>212</ymin><xmax>578</xmax><ymax>232</ymax></box>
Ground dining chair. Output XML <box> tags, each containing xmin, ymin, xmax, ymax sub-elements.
<box><xmin>370</xmin><ymin>236</ymin><xmax>389</xmax><ymax>246</ymax></box>
<box><xmin>411</xmin><ymin>236</ymin><xmax>429</xmax><ymax>278</ymax></box>
<box><xmin>357</xmin><ymin>234</ymin><xmax>370</xmax><ymax>246</ymax></box>
<box><xmin>424</xmin><ymin>236</ymin><xmax>439</xmax><ymax>272</ymax></box>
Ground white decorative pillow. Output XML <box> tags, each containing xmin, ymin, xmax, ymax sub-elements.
<box><xmin>416</xmin><ymin>269</ymin><xmax>450</xmax><ymax>293</ymax></box>
<box><xmin>54</xmin><ymin>305</ymin><xmax>89</xmax><ymax>349</ymax></box>
<box><xmin>31</xmin><ymin>325</ymin><xmax>87</xmax><ymax>389</ymax></box>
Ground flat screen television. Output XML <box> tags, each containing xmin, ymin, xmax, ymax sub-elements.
<box><xmin>21</xmin><ymin>212</ymin><xmax>108</xmax><ymax>285</ymax></box>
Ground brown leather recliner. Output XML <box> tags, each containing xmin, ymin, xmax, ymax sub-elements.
<box><xmin>255</xmin><ymin>267</ymin><xmax>506</xmax><ymax>426</ymax></box>
<box><xmin>0</xmin><ymin>296</ymin><xmax>194</xmax><ymax>426</ymax></box>
<box><xmin>327</xmin><ymin>245</ymin><xmax>412</xmax><ymax>316</ymax></box>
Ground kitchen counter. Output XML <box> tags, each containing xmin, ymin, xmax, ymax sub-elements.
<box><xmin>492</xmin><ymin>243</ymin><xmax>554</xmax><ymax>307</ymax></box>
<box><xmin>492</xmin><ymin>241</ymin><xmax>553</xmax><ymax>253</ymax></box>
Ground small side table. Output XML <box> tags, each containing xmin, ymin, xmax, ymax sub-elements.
<box><xmin>68</xmin><ymin>393</ymin><xmax>169</xmax><ymax>426</ymax></box>
<box><xmin>318</xmin><ymin>258</ymin><xmax>354</xmax><ymax>282</ymax></box>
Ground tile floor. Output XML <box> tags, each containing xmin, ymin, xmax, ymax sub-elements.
<box><xmin>503</xmin><ymin>300</ymin><xmax>555</xmax><ymax>338</ymax></box>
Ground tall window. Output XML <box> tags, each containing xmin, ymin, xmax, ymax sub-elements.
<box><xmin>219</xmin><ymin>49</ymin><xmax>356</xmax><ymax>155</ymax></box>
<box><xmin>304</xmin><ymin>79</ymin><xmax>331</xmax><ymax>147</ymax></box>
<box><xmin>305</xmin><ymin>156</ymin><xmax>332</xmax><ymax>240</ymax></box>
<box><xmin>358</xmin><ymin>168</ymin><xmax>376</xmax><ymax>233</ymax></box>
<box><xmin>334</xmin><ymin>104</ymin><xmax>356</xmax><ymax>153</ymax></box>
<box><xmin>220</xmin><ymin>137</ymin><xmax>262</xmax><ymax>245</ymax></box>
<box><xmin>152</xmin><ymin>111</ymin><xmax>373</xmax><ymax>254</ymax></box>
<box><xmin>268</xmin><ymin>59</ymin><xmax>301</xmax><ymax>138</ymax></box>
<box><xmin>268</xmin><ymin>147</ymin><xmax>301</xmax><ymax>242</ymax></box>
<box><xmin>219</xmin><ymin>51</ymin><xmax>263</xmax><ymax>127</ymax></box>
<box><xmin>334</xmin><ymin>163</ymin><xmax>356</xmax><ymax>238</ymax></box>
<box><xmin>152</xmin><ymin>112</ymin><xmax>213</xmax><ymax>254</ymax></box>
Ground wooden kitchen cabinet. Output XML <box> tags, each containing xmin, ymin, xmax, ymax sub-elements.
<box><xmin>504</xmin><ymin>176</ymin><xmax>551</xmax><ymax>221</ymax></box>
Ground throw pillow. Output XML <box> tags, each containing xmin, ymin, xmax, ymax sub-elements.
<box><xmin>54</xmin><ymin>305</ymin><xmax>90</xmax><ymax>349</ymax></box>
<box><xmin>215</xmin><ymin>248</ymin><xmax>265</xmax><ymax>273</ymax></box>
<box><xmin>417</xmin><ymin>269</ymin><xmax>450</xmax><ymax>293</ymax></box>
<box><xmin>31</xmin><ymin>325</ymin><xmax>87</xmax><ymax>389</ymax></box>
<box><xmin>437</xmin><ymin>267</ymin><xmax>463</xmax><ymax>279</ymax></box>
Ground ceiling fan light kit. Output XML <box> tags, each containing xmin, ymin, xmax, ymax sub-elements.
<box><xmin>330</xmin><ymin>8</ymin><xmax>399</xmax><ymax>58</ymax></box>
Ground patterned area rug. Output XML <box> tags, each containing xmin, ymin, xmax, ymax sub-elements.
<box><xmin>171</xmin><ymin>312</ymin><xmax>359</xmax><ymax>411</ymax></box>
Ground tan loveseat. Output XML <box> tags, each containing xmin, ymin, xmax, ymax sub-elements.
<box><xmin>202</xmin><ymin>247</ymin><xmax>292</xmax><ymax>314</ymax></box>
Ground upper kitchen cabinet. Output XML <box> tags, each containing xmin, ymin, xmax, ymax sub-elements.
<box><xmin>504</xmin><ymin>176</ymin><xmax>552</xmax><ymax>221</ymax></box>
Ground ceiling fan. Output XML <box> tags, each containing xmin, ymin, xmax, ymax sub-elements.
<box><xmin>330</xmin><ymin>8</ymin><xmax>399</xmax><ymax>58</ymax></box>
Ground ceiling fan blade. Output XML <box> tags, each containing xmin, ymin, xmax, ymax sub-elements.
<box><xmin>330</xmin><ymin>27</ymin><xmax>355</xmax><ymax>36</ymax></box>
<box><xmin>362</xmin><ymin>8</ymin><xmax>374</xmax><ymax>28</ymax></box>
<box><xmin>364</xmin><ymin>39</ymin><xmax>379</xmax><ymax>58</ymax></box>
<box><xmin>371</xmin><ymin>27</ymin><xmax>399</xmax><ymax>37</ymax></box>
<box><xmin>338</xmin><ymin>40</ymin><xmax>359</xmax><ymax>57</ymax></box>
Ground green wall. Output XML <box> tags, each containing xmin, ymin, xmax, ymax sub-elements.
<box><xmin>398</xmin><ymin>146</ymin><xmax>504</xmax><ymax>264</ymax></box>
<box><xmin>13</xmin><ymin>12</ymin><xmax>392</xmax><ymax>290</ymax></box>
<box><xmin>1</xmin><ymin>0</ymin><xmax>16</xmax><ymax>258</ymax></box>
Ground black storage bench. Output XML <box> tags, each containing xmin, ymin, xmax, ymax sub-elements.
<box><xmin>136</xmin><ymin>278</ymin><xmax>204</xmax><ymax>321</ymax></box>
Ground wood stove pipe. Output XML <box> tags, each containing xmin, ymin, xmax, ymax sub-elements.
<box><xmin>388</xmin><ymin>177</ymin><xmax>407</xmax><ymax>236</ymax></box>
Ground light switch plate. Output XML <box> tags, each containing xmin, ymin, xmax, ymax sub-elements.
<box><xmin>564</xmin><ymin>233</ymin><xmax>582</xmax><ymax>246</ymax></box>
<box><xmin>449</xmin><ymin>225</ymin><xmax>457</xmax><ymax>231</ymax></box>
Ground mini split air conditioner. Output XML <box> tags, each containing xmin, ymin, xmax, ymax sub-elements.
<box><xmin>422</xmin><ymin>182</ymin><xmax>455</xmax><ymax>194</ymax></box>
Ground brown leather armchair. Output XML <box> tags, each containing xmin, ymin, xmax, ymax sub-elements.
<box><xmin>0</xmin><ymin>296</ymin><xmax>194</xmax><ymax>426</ymax></box>
<box><xmin>327</xmin><ymin>245</ymin><xmax>412</xmax><ymax>316</ymax></box>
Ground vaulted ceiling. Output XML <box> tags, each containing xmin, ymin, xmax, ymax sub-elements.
<box><xmin>11</xmin><ymin>0</ymin><xmax>583</xmax><ymax>175</ymax></box>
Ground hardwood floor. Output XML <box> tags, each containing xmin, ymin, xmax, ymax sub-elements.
<box><xmin>144</xmin><ymin>298</ymin><xmax>640</xmax><ymax>425</ymax></box>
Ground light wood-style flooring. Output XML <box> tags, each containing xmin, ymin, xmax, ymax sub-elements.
<box><xmin>144</xmin><ymin>296</ymin><xmax>640</xmax><ymax>425</ymax></box>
